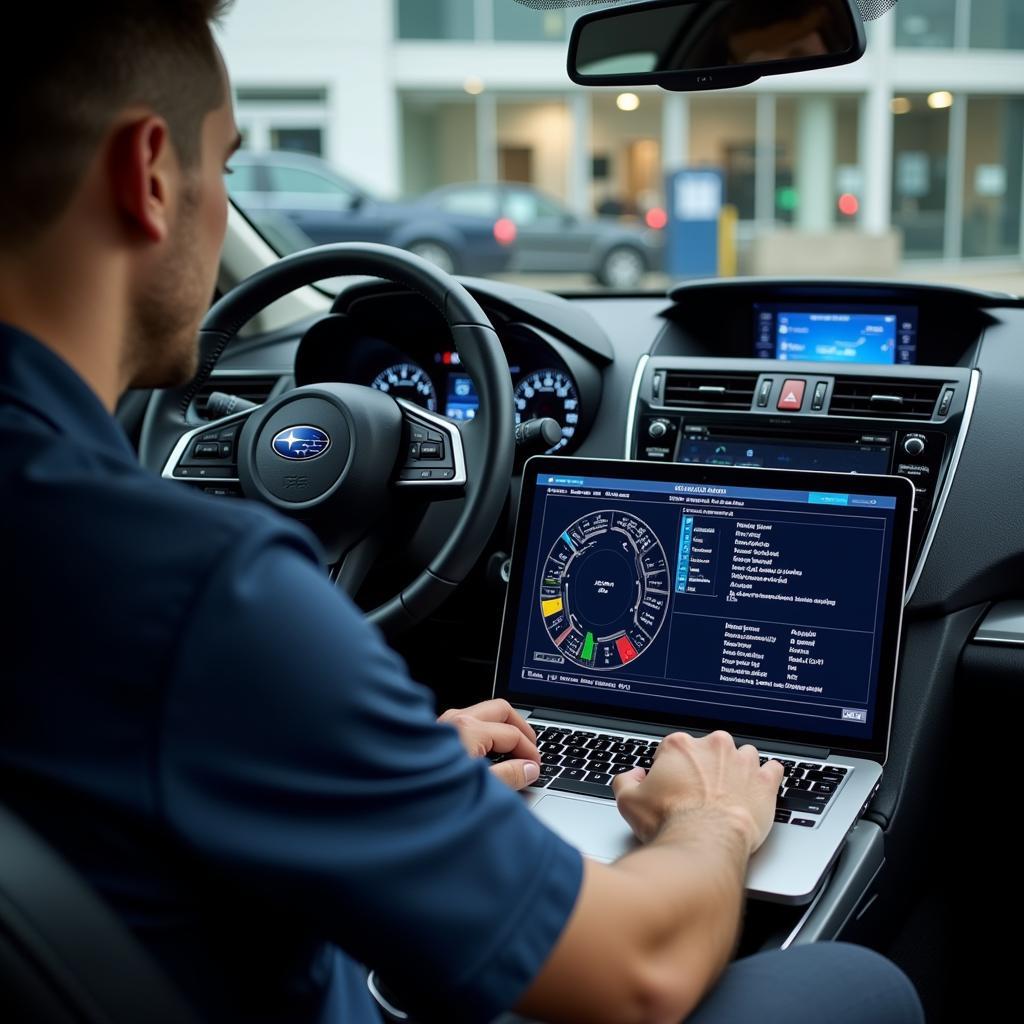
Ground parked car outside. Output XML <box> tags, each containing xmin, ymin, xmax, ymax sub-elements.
<box><xmin>418</xmin><ymin>181</ymin><xmax>664</xmax><ymax>288</ymax></box>
<box><xmin>227</xmin><ymin>151</ymin><xmax>516</xmax><ymax>276</ymax></box>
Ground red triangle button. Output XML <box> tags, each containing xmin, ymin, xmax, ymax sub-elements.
<box><xmin>777</xmin><ymin>379</ymin><xmax>806</xmax><ymax>411</ymax></box>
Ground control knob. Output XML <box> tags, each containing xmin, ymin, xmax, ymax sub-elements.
<box><xmin>903</xmin><ymin>437</ymin><xmax>926</xmax><ymax>456</ymax></box>
<box><xmin>648</xmin><ymin>420</ymin><xmax>668</xmax><ymax>439</ymax></box>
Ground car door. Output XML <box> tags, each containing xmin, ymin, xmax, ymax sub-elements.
<box><xmin>502</xmin><ymin>187</ymin><xmax>593</xmax><ymax>273</ymax></box>
<box><xmin>261</xmin><ymin>163</ymin><xmax>390</xmax><ymax>246</ymax></box>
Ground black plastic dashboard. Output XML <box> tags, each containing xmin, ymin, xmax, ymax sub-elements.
<box><xmin>149</xmin><ymin>271</ymin><xmax>1023</xmax><ymax>979</ymax></box>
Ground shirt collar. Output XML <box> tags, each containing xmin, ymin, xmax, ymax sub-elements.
<box><xmin>0</xmin><ymin>322</ymin><xmax>136</xmax><ymax>461</ymax></box>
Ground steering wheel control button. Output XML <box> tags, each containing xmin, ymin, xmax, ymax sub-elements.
<box><xmin>419</xmin><ymin>441</ymin><xmax>442</xmax><ymax>459</ymax></box>
<box><xmin>408</xmin><ymin>442</ymin><xmax>421</xmax><ymax>460</ymax></box>
<box><xmin>811</xmin><ymin>381</ymin><xmax>829</xmax><ymax>411</ymax></box>
<box><xmin>756</xmin><ymin>378</ymin><xmax>774</xmax><ymax>408</ymax></box>
<box><xmin>777</xmin><ymin>379</ymin><xmax>806</xmax><ymax>412</ymax></box>
<box><xmin>193</xmin><ymin>441</ymin><xmax>221</xmax><ymax>458</ymax></box>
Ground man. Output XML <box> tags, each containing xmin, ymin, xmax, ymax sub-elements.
<box><xmin>0</xmin><ymin>4</ymin><xmax>925</xmax><ymax>1023</ymax></box>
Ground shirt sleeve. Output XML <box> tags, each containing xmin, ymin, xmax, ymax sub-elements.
<box><xmin>156</xmin><ymin>520</ymin><xmax>583</xmax><ymax>1023</ymax></box>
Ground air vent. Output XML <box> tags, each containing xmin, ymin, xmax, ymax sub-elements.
<box><xmin>829</xmin><ymin>377</ymin><xmax>943</xmax><ymax>421</ymax></box>
<box><xmin>662</xmin><ymin>371</ymin><xmax>758</xmax><ymax>410</ymax></box>
<box><xmin>192</xmin><ymin>376</ymin><xmax>282</xmax><ymax>419</ymax></box>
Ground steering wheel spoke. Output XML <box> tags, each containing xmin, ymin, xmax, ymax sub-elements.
<box><xmin>394</xmin><ymin>399</ymin><xmax>467</xmax><ymax>492</ymax></box>
<box><xmin>160</xmin><ymin>406</ymin><xmax>257</xmax><ymax>491</ymax></box>
<box><xmin>141</xmin><ymin>242</ymin><xmax>514</xmax><ymax>638</ymax></box>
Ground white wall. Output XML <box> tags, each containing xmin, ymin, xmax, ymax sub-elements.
<box><xmin>216</xmin><ymin>1</ymin><xmax>401</xmax><ymax>196</ymax></box>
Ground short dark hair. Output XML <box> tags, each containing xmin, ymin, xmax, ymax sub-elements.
<box><xmin>0</xmin><ymin>1</ymin><xmax>233</xmax><ymax>248</ymax></box>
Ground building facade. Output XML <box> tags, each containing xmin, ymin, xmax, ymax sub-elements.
<box><xmin>218</xmin><ymin>0</ymin><xmax>1024</xmax><ymax>267</ymax></box>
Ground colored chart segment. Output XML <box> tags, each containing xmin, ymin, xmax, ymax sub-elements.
<box><xmin>539</xmin><ymin>509</ymin><xmax>669</xmax><ymax>672</ymax></box>
<box><xmin>581</xmin><ymin>631</ymin><xmax>595</xmax><ymax>661</ymax></box>
<box><xmin>615</xmin><ymin>635</ymin><xmax>639</xmax><ymax>664</ymax></box>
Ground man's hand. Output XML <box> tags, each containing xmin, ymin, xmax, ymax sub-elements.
<box><xmin>438</xmin><ymin>698</ymin><xmax>541</xmax><ymax>791</ymax></box>
<box><xmin>612</xmin><ymin>729</ymin><xmax>784</xmax><ymax>855</ymax></box>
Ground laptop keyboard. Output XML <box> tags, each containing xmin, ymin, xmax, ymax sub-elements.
<box><xmin>519</xmin><ymin>725</ymin><xmax>850</xmax><ymax>829</ymax></box>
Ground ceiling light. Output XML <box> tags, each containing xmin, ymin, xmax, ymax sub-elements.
<box><xmin>890</xmin><ymin>97</ymin><xmax>912</xmax><ymax>115</ymax></box>
<box><xmin>927</xmin><ymin>91</ymin><xmax>954</xmax><ymax>110</ymax></box>
<box><xmin>464</xmin><ymin>77</ymin><xmax>485</xmax><ymax>96</ymax></box>
<box><xmin>616</xmin><ymin>92</ymin><xmax>640</xmax><ymax>112</ymax></box>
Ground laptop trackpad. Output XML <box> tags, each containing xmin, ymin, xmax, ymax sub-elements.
<box><xmin>533</xmin><ymin>793</ymin><xmax>637</xmax><ymax>862</ymax></box>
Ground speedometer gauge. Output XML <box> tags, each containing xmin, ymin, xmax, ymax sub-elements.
<box><xmin>371</xmin><ymin>363</ymin><xmax>437</xmax><ymax>412</ymax></box>
<box><xmin>514</xmin><ymin>370</ymin><xmax>579</xmax><ymax>453</ymax></box>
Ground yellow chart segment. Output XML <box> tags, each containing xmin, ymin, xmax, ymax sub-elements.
<box><xmin>541</xmin><ymin>597</ymin><xmax>563</xmax><ymax>618</ymax></box>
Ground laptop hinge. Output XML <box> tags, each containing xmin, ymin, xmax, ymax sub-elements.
<box><xmin>517</xmin><ymin>708</ymin><xmax>831</xmax><ymax>759</ymax></box>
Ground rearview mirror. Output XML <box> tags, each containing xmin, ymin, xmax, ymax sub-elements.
<box><xmin>568</xmin><ymin>0</ymin><xmax>866</xmax><ymax>92</ymax></box>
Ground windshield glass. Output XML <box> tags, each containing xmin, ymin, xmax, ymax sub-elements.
<box><xmin>218</xmin><ymin>0</ymin><xmax>1024</xmax><ymax>295</ymax></box>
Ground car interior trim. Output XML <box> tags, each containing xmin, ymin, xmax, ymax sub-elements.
<box><xmin>623</xmin><ymin>353</ymin><xmax>650</xmax><ymax>458</ymax></box>
<box><xmin>904</xmin><ymin>368</ymin><xmax>980</xmax><ymax>603</ymax></box>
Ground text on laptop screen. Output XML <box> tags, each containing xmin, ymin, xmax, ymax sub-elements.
<box><xmin>504</xmin><ymin>472</ymin><xmax>899</xmax><ymax>742</ymax></box>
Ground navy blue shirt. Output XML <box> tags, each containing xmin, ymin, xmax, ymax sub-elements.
<box><xmin>0</xmin><ymin>324</ymin><xmax>582</xmax><ymax>1023</ymax></box>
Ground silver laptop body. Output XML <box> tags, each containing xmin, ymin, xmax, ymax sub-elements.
<box><xmin>493</xmin><ymin>457</ymin><xmax>914</xmax><ymax>906</ymax></box>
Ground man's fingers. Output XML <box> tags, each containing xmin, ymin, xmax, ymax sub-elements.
<box><xmin>488</xmin><ymin>722</ymin><xmax>541</xmax><ymax>762</ymax></box>
<box><xmin>611</xmin><ymin>765</ymin><xmax>647</xmax><ymax>801</ymax></box>
<box><xmin>458</xmin><ymin>699</ymin><xmax>537</xmax><ymax>742</ymax></box>
<box><xmin>491</xmin><ymin>758</ymin><xmax>541</xmax><ymax>791</ymax></box>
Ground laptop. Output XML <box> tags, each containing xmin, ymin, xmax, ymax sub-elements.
<box><xmin>493</xmin><ymin>456</ymin><xmax>914</xmax><ymax>905</ymax></box>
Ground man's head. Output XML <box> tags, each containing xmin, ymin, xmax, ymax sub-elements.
<box><xmin>0</xmin><ymin>1</ymin><xmax>239</xmax><ymax>398</ymax></box>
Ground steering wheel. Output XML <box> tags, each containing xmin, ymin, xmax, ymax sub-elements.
<box><xmin>139</xmin><ymin>243</ymin><xmax>515</xmax><ymax>639</ymax></box>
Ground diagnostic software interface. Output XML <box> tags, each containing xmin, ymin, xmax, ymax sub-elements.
<box><xmin>505</xmin><ymin>471</ymin><xmax>900</xmax><ymax>742</ymax></box>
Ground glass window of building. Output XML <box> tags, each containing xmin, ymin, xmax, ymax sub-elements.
<box><xmin>590</xmin><ymin>92</ymin><xmax>664</xmax><ymax>219</ymax></box>
<box><xmin>495</xmin><ymin>99</ymin><xmax>572</xmax><ymax>201</ymax></box>
<box><xmin>962</xmin><ymin>96</ymin><xmax>1024</xmax><ymax>257</ymax></box>
<box><xmin>397</xmin><ymin>0</ymin><xmax>474</xmax><ymax>41</ymax></box>
<box><xmin>895</xmin><ymin>0</ymin><xmax>957</xmax><ymax>48</ymax></box>
<box><xmin>774</xmin><ymin>96</ymin><xmax>860</xmax><ymax>229</ymax></box>
<box><xmin>690</xmin><ymin>97</ymin><xmax>757</xmax><ymax>220</ymax></box>
<box><xmin>493</xmin><ymin>1</ymin><xmax>567</xmax><ymax>42</ymax></box>
<box><xmin>269</xmin><ymin>128</ymin><xmax>323</xmax><ymax>157</ymax></box>
<box><xmin>891</xmin><ymin>94</ymin><xmax>950</xmax><ymax>257</ymax></box>
<box><xmin>970</xmin><ymin>0</ymin><xmax>1024</xmax><ymax>50</ymax></box>
<box><xmin>401</xmin><ymin>97</ymin><xmax>478</xmax><ymax>196</ymax></box>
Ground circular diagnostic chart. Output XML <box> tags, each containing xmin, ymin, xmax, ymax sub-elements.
<box><xmin>540</xmin><ymin>510</ymin><xmax>670</xmax><ymax>671</ymax></box>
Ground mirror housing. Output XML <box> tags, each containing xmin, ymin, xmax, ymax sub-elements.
<box><xmin>567</xmin><ymin>0</ymin><xmax>866</xmax><ymax>92</ymax></box>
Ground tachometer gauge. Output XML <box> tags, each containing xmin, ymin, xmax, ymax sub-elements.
<box><xmin>371</xmin><ymin>363</ymin><xmax>437</xmax><ymax>412</ymax></box>
<box><xmin>514</xmin><ymin>369</ymin><xmax>579</xmax><ymax>452</ymax></box>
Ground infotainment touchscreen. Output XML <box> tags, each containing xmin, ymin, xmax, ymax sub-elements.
<box><xmin>754</xmin><ymin>304</ymin><xmax>918</xmax><ymax>365</ymax></box>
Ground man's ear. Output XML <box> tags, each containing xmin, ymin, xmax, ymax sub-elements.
<box><xmin>108</xmin><ymin>115</ymin><xmax>174</xmax><ymax>244</ymax></box>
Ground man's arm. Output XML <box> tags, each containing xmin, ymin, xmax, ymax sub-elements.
<box><xmin>516</xmin><ymin>731</ymin><xmax>783</xmax><ymax>1024</ymax></box>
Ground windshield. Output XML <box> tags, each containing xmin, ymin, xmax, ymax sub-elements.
<box><xmin>218</xmin><ymin>0</ymin><xmax>1024</xmax><ymax>296</ymax></box>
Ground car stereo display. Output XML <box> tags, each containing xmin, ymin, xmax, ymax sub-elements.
<box><xmin>754</xmin><ymin>304</ymin><xmax>918</xmax><ymax>365</ymax></box>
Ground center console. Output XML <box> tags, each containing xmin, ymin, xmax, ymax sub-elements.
<box><xmin>627</xmin><ymin>281</ymin><xmax>987</xmax><ymax>597</ymax></box>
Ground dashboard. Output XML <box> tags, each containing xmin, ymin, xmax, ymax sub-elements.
<box><xmin>288</xmin><ymin>293</ymin><xmax>603</xmax><ymax>456</ymax></box>
<box><xmin>166</xmin><ymin>270</ymin><xmax>1022</xmax><ymax>956</ymax></box>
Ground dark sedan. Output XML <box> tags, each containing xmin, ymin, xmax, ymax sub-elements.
<box><xmin>418</xmin><ymin>182</ymin><xmax>664</xmax><ymax>288</ymax></box>
<box><xmin>227</xmin><ymin>151</ymin><xmax>515</xmax><ymax>276</ymax></box>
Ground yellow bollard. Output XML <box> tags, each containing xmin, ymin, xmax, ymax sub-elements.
<box><xmin>718</xmin><ymin>203</ymin><xmax>738</xmax><ymax>277</ymax></box>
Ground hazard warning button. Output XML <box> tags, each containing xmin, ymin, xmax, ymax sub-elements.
<box><xmin>777</xmin><ymin>379</ymin><xmax>806</xmax><ymax>411</ymax></box>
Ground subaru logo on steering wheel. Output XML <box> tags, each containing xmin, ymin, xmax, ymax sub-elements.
<box><xmin>271</xmin><ymin>425</ymin><xmax>331</xmax><ymax>461</ymax></box>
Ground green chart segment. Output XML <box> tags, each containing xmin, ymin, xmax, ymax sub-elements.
<box><xmin>539</xmin><ymin>509</ymin><xmax>670</xmax><ymax>672</ymax></box>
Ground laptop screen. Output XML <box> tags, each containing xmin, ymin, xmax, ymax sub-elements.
<box><xmin>495</xmin><ymin>457</ymin><xmax>914</xmax><ymax>759</ymax></box>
